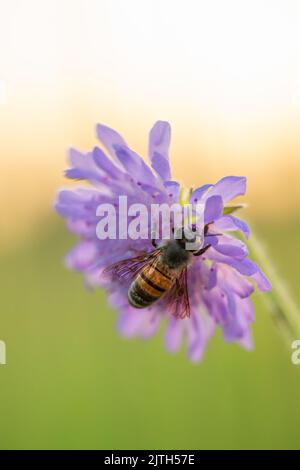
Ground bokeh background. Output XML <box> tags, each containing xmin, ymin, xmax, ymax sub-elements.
<box><xmin>1</xmin><ymin>0</ymin><xmax>300</xmax><ymax>449</ymax></box>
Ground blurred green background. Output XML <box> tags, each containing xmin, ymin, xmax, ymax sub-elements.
<box><xmin>0</xmin><ymin>215</ymin><xmax>299</xmax><ymax>450</ymax></box>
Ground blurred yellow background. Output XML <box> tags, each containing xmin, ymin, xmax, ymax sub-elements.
<box><xmin>0</xmin><ymin>0</ymin><xmax>300</xmax><ymax>449</ymax></box>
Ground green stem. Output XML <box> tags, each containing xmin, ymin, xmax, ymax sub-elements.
<box><xmin>248</xmin><ymin>233</ymin><xmax>300</xmax><ymax>345</ymax></box>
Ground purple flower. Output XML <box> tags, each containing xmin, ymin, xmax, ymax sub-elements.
<box><xmin>55</xmin><ymin>121</ymin><xmax>271</xmax><ymax>362</ymax></box>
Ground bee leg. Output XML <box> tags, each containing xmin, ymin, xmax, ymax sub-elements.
<box><xmin>193</xmin><ymin>244</ymin><xmax>211</xmax><ymax>257</ymax></box>
<box><xmin>204</xmin><ymin>223</ymin><xmax>222</xmax><ymax>237</ymax></box>
<box><xmin>152</xmin><ymin>238</ymin><xmax>158</xmax><ymax>248</ymax></box>
<box><xmin>204</xmin><ymin>223</ymin><xmax>214</xmax><ymax>235</ymax></box>
<box><xmin>204</xmin><ymin>223</ymin><xmax>210</xmax><ymax>235</ymax></box>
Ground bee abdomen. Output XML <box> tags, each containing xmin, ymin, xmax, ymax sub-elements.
<box><xmin>128</xmin><ymin>280</ymin><xmax>159</xmax><ymax>308</ymax></box>
<box><xmin>128</xmin><ymin>262</ymin><xmax>173</xmax><ymax>308</ymax></box>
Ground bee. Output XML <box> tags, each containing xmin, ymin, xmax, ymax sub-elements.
<box><xmin>104</xmin><ymin>224</ymin><xmax>215</xmax><ymax>319</ymax></box>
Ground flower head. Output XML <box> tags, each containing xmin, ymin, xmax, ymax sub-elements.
<box><xmin>55</xmin><ymin>121</ymin><xmax>271</xmax><ymax>362</ymax></box>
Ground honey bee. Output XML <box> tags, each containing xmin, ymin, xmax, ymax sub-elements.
<box><xmin>105</xmin><ymin>224</ymin><xmax>215</xmax><ymax>319</ymax></box>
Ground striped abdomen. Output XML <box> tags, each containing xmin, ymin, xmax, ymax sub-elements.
<box><xmin>128</xmin><ymin>259</ymin><xmax>175</xmax><ymax>308</ymax></box>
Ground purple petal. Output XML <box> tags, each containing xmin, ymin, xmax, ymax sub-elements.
<box><xmin>113</xmin><ymin>144</ymin><xmax>158</xmax><ymax>186</ymax></box>
<box><xmin>65</xmin><ymin>241</ymin><xmax>98</xmax><ymax>271</ymax></box>
<box><xmin>208</xmin><ymin>249</ymin><xmax>259</xmax><ymax>276</ymax></box>
<box><xmin>140</xmin><ymin>313</ymin><xmax>162</xmax><ymax>339</ymax></box>
<box><xmin>238</xmin><ymin>330</ymin><xmax>253</xmax><ymax>350</ymax></box>
<box><xmin>56</xmin><ymin>203</ymin><xmax>97</xmax><ymax>220</ymax></box>
<box><xmin>164</xmin><ymin>181</ymin><xmax>180</xmax><ymax>202</ymax></box>
<box><xmin>55</xmin><ymin>189</ymin><xmax>99</xmax><ymax>219</ymax></box>
<box><xmin>58</xmin><ymin>188</ymin><xmax>96</xmax><ymax>204</ymax></box>
<box><xmin>230</xmin><ymin>258</ymin><xmax>259</xmax><ymax>276</ymax></box>
<box><xmin>117</xmin><ymin>309</ymin><xmax>145</xmax><ymax>337</ymax></box>
<box><xmin>149</xmin><ymin>121</ymin><xmax>171</xmax><ymax>180</ymax></box>
<box><xmin>96</xmin><ymin>123</ymin><xmax>127</xmax><ymax>158</ymax></box>
<box><xmin>251</xmin><ymin>266</ymin><xmax>272</xmax><ymax>291</ymax></box>
<box><xmin>202</xmin><ymin>287</ymin><xmax>228</xmax><ymax>324</ymax></box>
<box><xmin>214</xmin><ymin>235</ymin><xmax>248</xmax><ymax>259</ymax></box>
<box><xmin>165</xmin><ymin>316</ymin><xmax>182</xmax><ymax>352</ymax></box>
<box><xmin>69</xmin><ymin>148</ymin><xmax>85</xmax><ymax>167</ymax></box>
<box><xmin>222</xmin><ymin>294</ymin><xmax>254</xmax><ymax>344</ymax></box>
<box><xmin>225</xmin><ymin>287</ymin><xmax>236</xmax><ymax>316</ymax></box>
<box><xmin>151</xmin><ymin>151</ymin><xmax>171</xmax><ymax>181</ymax></box>
<box><xmin>215</xmin><ymin>244</ymin><xmax>247</xmax><ymax>258</ymax></box>
<box><xmin>67</xmin><ymin>148</ymin><xmax>102</xmax><ymax>182</ymax></box>
<box><xmin>149</xmin><ymin>120</ymin><xmax>171</xmax><ymax>161</ymax></box>
<box><xmin>209</xmin><ymin>176</ymin><xmax>246</xmax><ymax>202</ymax></box>
<box><xmin>207</xmin><ymin>265</ymin><xmax>217</xmax><ymax>289</ymax></box>
<box><xmin>67</xmin><ymin>219</ymin><xmax>96</xmax><ymax>237</ymax></box>
<box><xmin>222</xmin><ymin>294</ymin><xmax>244</xmax><ymax>342</ymax></box>
<box><xmin>65</xmin><ymin>168</ymin><xmax>88</xmax><ymax>180</ymax></box>
<box><xmin>93</xmin><ymin>146</ymin><xmax>123</xmax><ymax>179</ymax></box>
<box><xmin>204</xmin><ymin>195</ymin><xmax>223</xmax><ymax>223</ymax></box>
<box><xmin>190</xmin><ymin>184</ymin><xmax>212</xmax><ymax>204</ymax></box>
<box><xmin>214</xmin><ymin>215</ymin><xmax>250</xmax><ymax>239</ymax></box>
<box><xmin>204</xmin><ymin>234</ymin><xmax>219</xmax><ymax>247</ymax></box>
<box><xmin>117</xmin><ymin>307</ymin><xmax>162</xmax><ymax>340</ymax></box>
<box><xmin>187</xmin><ymin>312</ymin><xmax>215</xmax><ymax>362</ymax></box>
<box><xmin>217</xmin><ymin>265</ymin><xmax>254</xmax><ymax>298</ymax></box>
<box><xmin>239</xmin><ymin>296</ymin><xmax>255</xmax><ymax>322</ymax></box>
<box><xmin>223</xmin><ymin>321</ymin><xmax>244</xmax><ymax>342</ymax></box>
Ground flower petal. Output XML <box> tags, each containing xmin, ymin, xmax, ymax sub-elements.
<box><xmin>208</xmin><ymin>176</ymin><xmax>246</xmax><ymax>202</ymax></box>
<box><xmin>251</xmin><ymin>266</ymin><xmax>272</xmax><ymax>291</ymax></box>
<box><xmin>164</xmin><ymin>181</ymin><xmax>180</xmax><ymax>202</ymax></box>
<box><xmin>65</xmin><ymin>241</ymin><xmax>98</xmax><ymax>271</ymax></box>
<box><xmin>215</xmin><ymin>244</ymin><xmax>247</xmax><ymax>258</ymax></box>
<box><xmin>213</xmin><ymin>215</ymin><xmax>250</xmax><ymax>239</ymax></box>
<box><xmin>187</xmin><ymin>311</ymin><xmax>215</xmax><ymax>362</ymax></box>
<box><xmin>67</xmin><ymin>219</ymin><xmax>96</xmax><ymax>237</ymax></box>
<box><xmin>214</xmin><ymin>235</ymin><xmax>248</xmax><ymax>259</ymax></box>
<box><xmin>217</xmin><ymin>264</ymin><xmax>254</xmax><ymax>298</ymax></box>
<box><xmin>208</xmin><ymin>249</ymin><xmax>259</xmax><ymax>276</ymax></box>
<box><xmin>149</xmin><ymin>120</ymin><xmax>171</xmax><ymax>161</ymax></box>
<box><xmin>93</xmin><ymin>146</ymin><xmax>124</xmax><ymax>179</ymax></box>
<box><xmin>151</xmin><ymin>151</ymin><xmax>171</xmax><ymax>181</ymax></box>
<box><xmin>67</xmin><ymin>148</ymin><xmax>102</xmax><ymax>182</ymax></box>
<box><xmin>113</xmin><ymin>144</ymin><xmax>158</xmax><ymax>186</ymax></box>
<box><xmin>207</xmin><ymin>265</ymin><xmax>217</xmax><ymax>289</ymax></box>
<box><xmin>190</xmin><ymin>184</ymin><xmax>212</xmax><ymax>204</ymax></box>
<box><xmin>55</xmin><ymin>188</ymin><xmax>100</xmax><ymax>219</ymax></box>
<box><xmin>204</xmin><ymin>234</ymin><xmax>219</xmax><ymax>247</ymax></box>
<box><xmin>165</xmin><ymin>316</ymin><xmax>183</xmax><ymax>352</ymax></box>
<box><xmin>238</xmin><ymin>330</ymin><xmax>253</xmax><ymax>350</ymax></box>
<box><xmin>117</xmin><ymin>309</ymin><xmax>145</xmax><ymax>337</ymax></box>
<box><xmin>222</xmin><ymin>293</ymin><xmax>254</xmax><ymax>344</ymax></box>
<box><xmin>149</xmin><ymin>121</ymin><xmax>171</xmax><ymax>180</ymax></box>
<box><xmin>96</xmin><ymin>123</ymin><xmax>127</xmax><ymax>158</ymax></box>
<box><xmin>204</xmin><ymin>195</ymin><xmax>223</xmax><ymax>223</ymax></box>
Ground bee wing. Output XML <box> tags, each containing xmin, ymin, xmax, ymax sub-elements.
<box><xmin>164</xmin><ymin>267</ymin><xmax>190</xmax><ymax>319</ymax></box>
<box><xmin>103</xmin><ymin>249</ymin><xmax>161</xmax><ymax>282</ymax></box>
